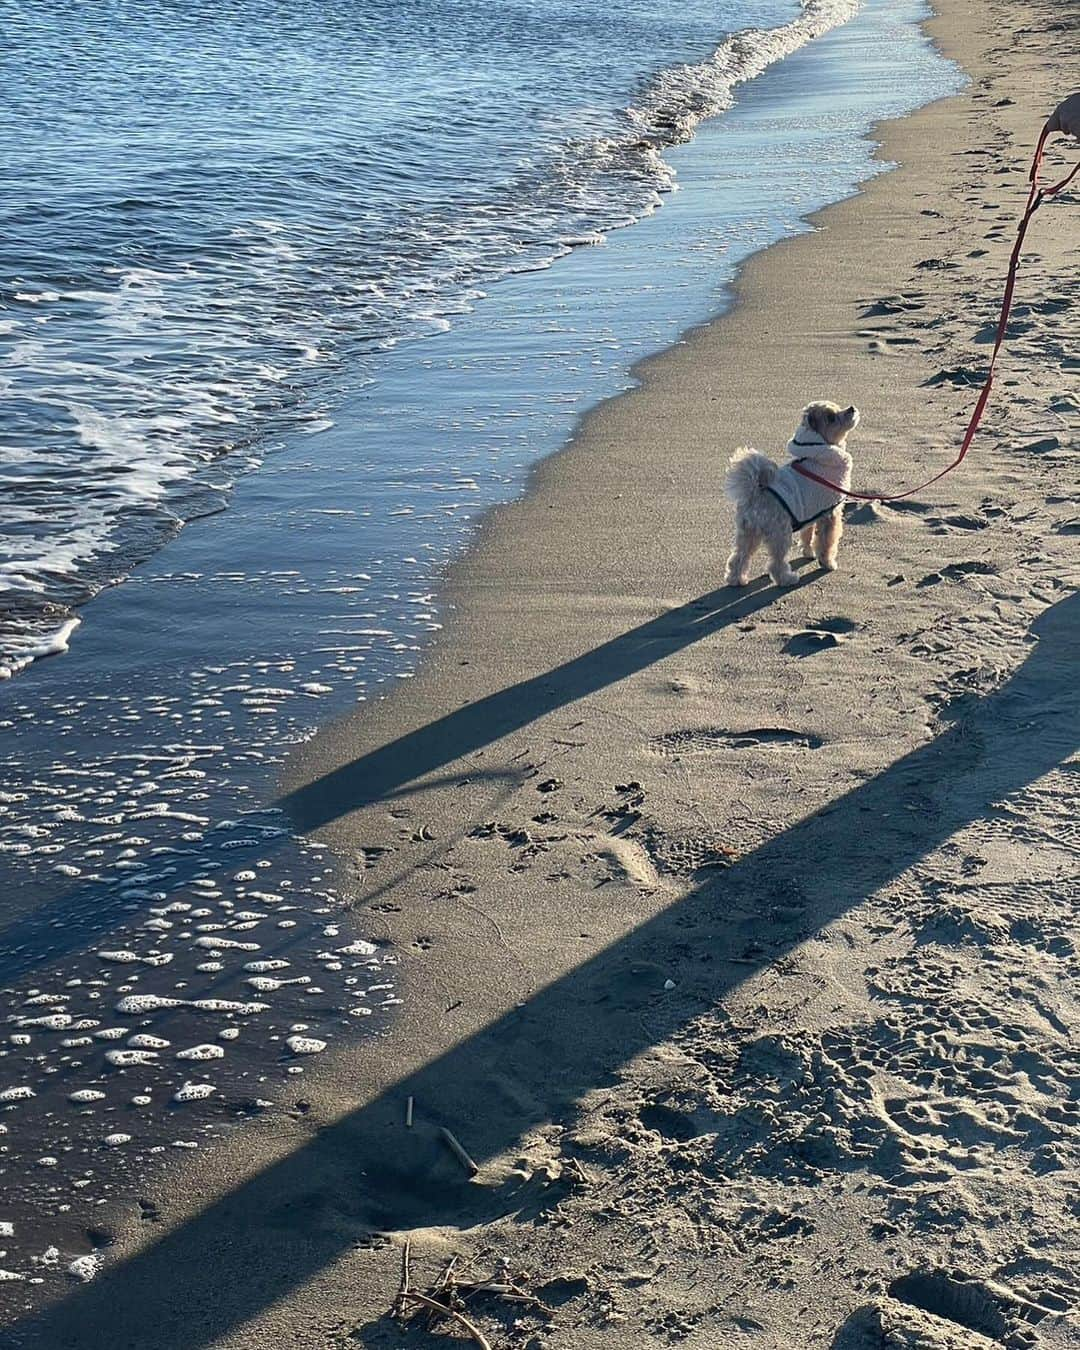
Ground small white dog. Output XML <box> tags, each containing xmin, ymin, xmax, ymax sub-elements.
<box><xmin>723</xmin><ymin>400</ymin><xmax>859</xmax><ymax>587</ymax></box>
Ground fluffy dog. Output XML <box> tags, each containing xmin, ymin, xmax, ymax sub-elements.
<box><xmin>723</xmin><ymin>401</ymin><xmax>859</xmax><ymax>587</ymax></box>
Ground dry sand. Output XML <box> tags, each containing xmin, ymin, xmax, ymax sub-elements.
<box><xmin>6</xmin><ymin>0</ymin><xmax>1078</xmax><ymax>1347</ymax></box>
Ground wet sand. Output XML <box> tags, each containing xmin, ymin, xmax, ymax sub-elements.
<box><xmin>5</xmin><ymin>0</ymin><xmax>1078</xmax><ymax>1345</ymax></box>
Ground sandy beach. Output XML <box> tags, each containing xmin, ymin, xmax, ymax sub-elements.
<box><xmin>6</xmin><ymin>0</ymin><xmax>1078</xmax><ymax>1346</ymax></box>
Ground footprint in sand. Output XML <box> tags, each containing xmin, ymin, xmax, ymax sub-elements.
<box><xmin>782</xmin><ymin>617</ymin><xmax>858</xmax><ymax>657</ymax></box>
<box><xmin>924</xmin><ymin>366</ymin><xmax>986</xmax><ymax>387</ymax></box>
<box><xmin>928</xmin><ymin>512</ymin><xmax>990</xmax><ymax>532</ymax></box>
<box><xmin>648</xmin><ymin>726</ymin><xmax>823</xmax><ymax>755</ymax></box>
<box><xmin>833</xmin><ymin>1270</ymin><xmax>1066</xmax><ymax>1348</ymax></box>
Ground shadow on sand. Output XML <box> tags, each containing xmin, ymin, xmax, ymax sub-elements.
<box><xmin>0</xmin><ymin>574</ymin><xmax>792</xmax><ymax>984</ymax></box>
<box><xmin>4</xmin><ymin>588</ymin><xmax>1076</xmax><ymax>1349</ymax></box>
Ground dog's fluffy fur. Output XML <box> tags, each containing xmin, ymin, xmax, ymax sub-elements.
<box><xmin>723</xmin><ymin>400</ymin><xmax>859</xmax><ymax>587</ymax></box>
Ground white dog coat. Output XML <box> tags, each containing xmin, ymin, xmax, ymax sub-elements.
<box><xmin>766</xmin><ymin>432</ymin><xmax>852</xmax><ymax>529</ymax></box>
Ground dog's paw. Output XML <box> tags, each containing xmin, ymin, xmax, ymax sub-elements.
<box><xmin>819</xmin><ymin>558</ymin><xmax>839</xmax><ymax>572</ymax></box>
<box><xmin>723</xmin><ymin>570</ymin><xmax>747</xmax><ymax>588</ymax></box>
<box><xmin>772</xmin><ymin>569</ymin><xmax>799</xmax><ymax>587</ymax></box>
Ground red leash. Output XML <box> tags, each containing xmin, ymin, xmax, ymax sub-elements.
<box><xmin>792</xmin><ymin>125</ymin><xmax>1079</xmax><ymax>504</ymax></box>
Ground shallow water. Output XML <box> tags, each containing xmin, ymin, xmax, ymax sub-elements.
<box><xmin>0</xmin><ymin>0</ymin><xmax>960</xmax><ymax>1311</ymax></box>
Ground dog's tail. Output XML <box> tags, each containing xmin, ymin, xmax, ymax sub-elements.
<box><xmin>725</xmin><ymin>448</ymin><xmax>776</xmax><ymax>505</ymax></box>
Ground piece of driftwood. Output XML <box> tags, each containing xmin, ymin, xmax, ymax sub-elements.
<box><xmin>397</xmin><ymin>1290</ymin><xmax>493</xmax><ymax>1350</ymax></box>
<box><xmin>392</xmin><ymin>1251</ymin><xmax>554</xmax><ymax>1347</ymax></box>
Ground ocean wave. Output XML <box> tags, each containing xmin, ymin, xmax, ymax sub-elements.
<box><xmin>0</xmin><ymin>0</ymin><xmax>860</xmax><ymax>679</ymax></box>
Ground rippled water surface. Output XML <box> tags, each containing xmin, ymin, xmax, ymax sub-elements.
<box><xmin>0</xmin><ymin>0</ymin><xmax>854</xmax><ymax>675</ymax></box>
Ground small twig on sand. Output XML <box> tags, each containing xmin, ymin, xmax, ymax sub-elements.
<box><xmin>405</xmin><ymin>1095</ymin><xmax>414</xmax><ymax>1128</ymax></box>
<box><xmin>399</xmin><ymin>1291</ymin><xmax>493</xmax><ymax>1350</ymax></box>
<box><xmin>566</xmin><ymin>1158</ymin><xmax>593</xmax><ymax>1186</ymax></box>
<box><xmin>457</xmin><ymin>1281</ymin><xmax>554</xmax><ymax>1318</ymax></box>
<box><xmin>440</xmin><ymin>1126</ymin><xmax>479</xmax><ymax>1176</ymax></box>
<box><xmin>392</xmin><ymin>1240</ymin><xmax>412</xmax><ymax>1317</ymax></box>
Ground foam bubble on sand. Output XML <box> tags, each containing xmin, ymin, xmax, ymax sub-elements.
<box><xmin>9</xmin><ymin>1034</ymin><xmax>31</xmax><ymax>1046</ymax></box>
<box><xmin>0</xmin><ymin>1269</ymin><xmax>26</xmax><ymax>1282</ymax></box>
<box><xmin>103</xmin><ymin>1133</ymin><xmax>131</xmax><ymax>1147</ymax></box>
<box><xmin>245</xmin><ymin>975</ymin><xmax>309</xmax><ymax>992</ymax></box>
<box><xmin>105</xmin><ymin>1049</ymin><xmax>158</xmax><ymax>1067</ymax></box>
<box><xmin>286</xmin><ymin>1035</ymin><xmax>327</xmax><ymax>1055</ymax></box>
<box><xmin>97</xmin><ymin>949</ymin><xmax>173</xmax><ymax>968</ymax></box>
<box><xmin>18</xmin><ymin>1013</ymin><xmax>72</xmax><ymax>1030</ymax></box>
<box><xmin>0</xmin><ymin>1222</ymin><xmax>13</xmax><ymax>1237</ymax></box>
<box><xmin>68</xmin><ymin>1254</ymin><xmax>100</xmax><ymax>1282</ymax></box>
<box><xmin>188</xmin><ymin>998</ymin><xmax>267</xmax><ymax>1014</ymax></box>
<box><xmin>0</xmin><ymin>1087</ymin><xmax>35</xmax><ymax>1102</ymax></box>
<box><xmin>175</xmin><ymin>1044</ymin><xmax>224</xmax><ymax>1061</ymax></box>
<box><xmin>115</xmin><ymin>994</ymin><xmax>182</xmax><ymax>1014</ymax></box>
<box><xmin>193</xmin><ymin>936</ymin><xmax>260</xmax><ymax>951</ymax></box>
<box><xmin>337</xmin><ymin>939</ymin><xmax>378</xmax><ymax>957</ymax></box>
<box><xmin>172</xmin><ymin>1081</ymin><xmax>215</xmax><ymax>1103</ymax></box>
<box><xmin>68</xmin><ymin>1090</ymin><xmax>106</xmax><ymax>1104</ymax></box>
<box><xmin>243</xmin><ymin>960</ymin><xmax>289</xmax><ymax>972</ymax></box>
<box><xmin>128</xmin><ymin>1034</ymin><xmax>170</xmax><ymax>1049</ymax></box>
<box><xmin>218</xmin><ymin>1027</ymin><xmax>240</xmax><ymax>1041</ymax></box>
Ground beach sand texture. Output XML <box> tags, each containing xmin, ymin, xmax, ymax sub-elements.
<box><xmin>6</xmin><ymin>0</ymin><xmax>1078</xmax><ymax>1346</ymax></box>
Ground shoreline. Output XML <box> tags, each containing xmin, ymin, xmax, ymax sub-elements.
<box><xmin>8</xmin><ymin>0</ymin><xmax>1079</xmax><ymax>1345</ymax></box>
<box><xmin>0</xmin><ymin>0</ymin><xmax>958</xmax><ymax>1297</ymax></box>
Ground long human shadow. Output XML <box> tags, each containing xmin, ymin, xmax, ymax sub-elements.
<box><xmin>5</xmin><ymin>591</ymin><xmax>1076</xmax><ymax>1350</ymax></box>
<box><xmin>0</xmin><ymin>575</ymin><xmax>794</xmax><ymax>985</ymax></box>
<box><xmin>281</xmin><ymin>573</ymin><xmax>808</xmax><ymax>831</ymax></box>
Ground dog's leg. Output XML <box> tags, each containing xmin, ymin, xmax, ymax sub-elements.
<box><xmin>798</xmin><ymin>525</ymin><xmax>815</xmax><ymax>558</ymax></box>
<box><xmin>765</xmin><ymin>528</ymin><xmax>798</xmax><ymax>587</ymax></box>
<box><xmin>814</xmin><ymin>509</ymin><xmax>842</xmax><ymax>572</ymax></box>
<box><xmin>724</xmin><ymin>527</ymin><xmax>761</xmax><ymax>587</ymax></box>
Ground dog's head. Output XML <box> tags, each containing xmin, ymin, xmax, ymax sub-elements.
<box><xmin>798</xmin><ymin>400</ymin><xmax>859</xmax><ymax>447</ymax></box>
